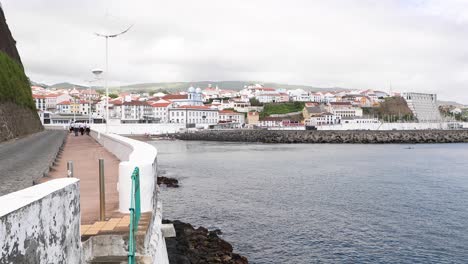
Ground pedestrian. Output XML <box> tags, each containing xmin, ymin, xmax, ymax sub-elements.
<box><xmin>85</xmin><ymin>125</ymin><xmax>91</xmax><ymax>136</ymax></box>
<box><xmin>73</xmin><ymin>123</ymin><xmax>79</xmax><ymax>136</ymax></box>
<box><xmin>79</xmin><ymin>123</ymin><xmax>85</xmax><ymax>136</ymax></box>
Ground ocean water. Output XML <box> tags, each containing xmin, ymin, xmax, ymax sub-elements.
<box><xmin>150</xmin><ymin>141</ymin><xmax>468</xmax><ymax>264</ymax></box>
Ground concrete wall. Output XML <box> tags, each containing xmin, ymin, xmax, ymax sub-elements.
<box><xmin>0</xmin><ymin>178</ymin><xmax>81</xmax><ymax>263</ymax></box>
<box><xmin>92</xmin><ymin>124</ymin><xmax>185</xmax><ymax>135</ymax></box>
<box><xmin>317</xmin><ymin>122</ymin><xmax>452</xmax><ymax>131</ymax></box>
<box><xmin>90</xmin><ymin>130</ymin><xmax>157</xmax><ymax>213</ymax></box>
<box><xmin>145</xmin><ymin>199</ymin><xmax>170</xmax><ymax>264</ymax></box>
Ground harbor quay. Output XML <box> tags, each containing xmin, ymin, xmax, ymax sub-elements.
<box><xmin>0</xmin><ymin>127</ymin><xmax>174</xmax><ymax>263</ymax></box>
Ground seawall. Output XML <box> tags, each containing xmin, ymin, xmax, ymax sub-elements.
<box><xmin>0</xmin><ymin>178</ymin><xmax>81</xmax><ymax>263</ymax></box>
<box><xmin>175</xmin><ymin>129</ymin><xmax>468</xmax><ymax>144</ymax></box>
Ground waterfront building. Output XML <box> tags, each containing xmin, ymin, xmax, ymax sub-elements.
<box><xmin>168</xmin><ymin>105</ymin><xmax>219</xmax><ymax>125</ymax></box>
<box><xmin>258</xmin><ymin>117</ymin><xmax>283</xmax><ymax>127</ymax></box>
<box><xmin>341</xmin><ymin>116</ymin><xmax>380</xmax><ymax>124</ymax></box>
<box><xmin>247</xmin><ymin>111</ymin><xmax>260</xmax><ymax>125</ymax></box>
<box><xmin>402</xmin><ymin>92</ymin><xmax>442</xmax><ymax>122</ymax></box>
<box><xmin>219</xmin><ymin>110</ymin><xmax>245</xmax><ymax>125</ymax></box>
<box><xmin>149</xmin><ymin>100</ymin><xmax>172</xmax><ymax>123</ymax></box>
<box><xmin>306</xmin><ymin>112</ymin><xmax>341</xmax><ymax>126</ymax></box>
<box><xmin>327</xmin><ymin>102</ymin><xmax>363</xmax><ymax>117</ymax></box>
<box><xmin>121</xmin><ymin>101</ymin><xmax>153</xmax><ymax>123</ymax></box>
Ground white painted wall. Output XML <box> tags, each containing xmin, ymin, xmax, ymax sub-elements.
<box><xmin>91</xmin><ymin>130</ymin><xmax>157</xmax><ymax>213</ymax></box>
<box><xmin>0</xmin><ymin>178</ymin><xmax>81</xmax><ymax>263</ymax></box>
<box><xmin>92</xmin><ymin>123</ymin><xmax>185</xmax><ymax>135</ymax></box>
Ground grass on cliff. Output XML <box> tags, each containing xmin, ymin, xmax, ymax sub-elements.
<box><xmin>261</xmin><ymin>102</ymin><xmax>305</xmax><ymax>118</ymax></box>
<box><xmin>0</xmin><ymin>51</ymin><xmax>35</xmax><ymax>109</ymax></box>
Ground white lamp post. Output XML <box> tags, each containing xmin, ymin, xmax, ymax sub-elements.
<box><xmin>95</xmin><ymin>25</ymin><xmax>132</xmax><ymax>133</ymax></box>
<box><xmin>91</xmin><ymin>68</ymin><xmax>103</xmax><ymax>125</ymax></box>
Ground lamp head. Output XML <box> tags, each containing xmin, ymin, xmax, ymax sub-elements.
<box><xmin>92</xmin><ymin>68</ymin><xmax>104</xmax><ymax>76</ymax></box>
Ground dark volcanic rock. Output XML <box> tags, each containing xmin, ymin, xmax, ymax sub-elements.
<box><xmin>157</xmin><ymin>176</ymin><xmax>180</xmax><ymax>188</ymax></box>
<box><xmin>174</xmin><ymin>129</ymin><xmax>468</xmax><ymax>144</ymax></box>
<box><xmin>0</xmin><ymin>6</ymin><xmax>22</xmax><ymax>65</ymax></box>
<box><xmin>0</xmin><ymin>102</ymin><xmax>43</xmax><ymax>142</ymax></box>
<box><xmin>163</xmin><ymin>220</ymin><xmax>248</xmax><ymax>264</ymax></box>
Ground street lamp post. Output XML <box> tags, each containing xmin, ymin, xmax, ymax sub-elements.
<box><xmin>95</xmin><ymin>25</ymin><xmax>132</xmax><ymax>133</ymax></box>
<box><xmin>91</xmin><ymin>69</ymin><xmax>103</xmax><ymax>125</ymax></box>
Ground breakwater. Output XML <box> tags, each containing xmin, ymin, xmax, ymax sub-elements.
<box><xmin>174</xmin><ymin>129</ymin><xmax>468</xmax><ymax>144</ymax></box>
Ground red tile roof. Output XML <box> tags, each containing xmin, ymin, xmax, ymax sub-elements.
<box><xmin>162</xmin><ymin>94</ymin><xmax>188</xmax><ymax>100</ymax></box>
<box><xmin>122</xmin><ymin>101</ymin><xmax>149</xmax><ymax>106</ymax></box>
<box><xmin>33</xmin><ymin>94</ymin><xmax>46</xmax><ymax>99</ymax></box>
<box><xmin>150</xmin><ymin>102</ymin><xmax>171</xmax><ymax>107</ymax></box>
<box><xmin>330</xmin><ymin>102</ymin><xmax>352</xmax><ymax>106</ymax></box>
<box><xmin>219</xmin><ymin>110</ymin><xmax>243</xmax><ymax>115</ymax></box>
<box><xmin>174</xmin><ymin>105</ymin><xmax>212</xmax><ymax>110</ymax></box>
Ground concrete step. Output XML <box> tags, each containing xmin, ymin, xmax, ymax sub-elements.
<box><xmin>89</xmin><ymin>256</ymin><xmax>152</xmax><ymax>264</ymax></box>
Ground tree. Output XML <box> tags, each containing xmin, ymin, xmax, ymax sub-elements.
<box><xmin>249</xmin><ymin>97</ymin><xmax>263</xmax><ymax>106</ymax></box>
<box><xmin>108</xmin><ymin>93</ymin><xmax>119</xmax><ymax>99</ymax></box>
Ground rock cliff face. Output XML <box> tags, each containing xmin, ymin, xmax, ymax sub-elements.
<box><xmin>0</xmin><ymin>6</ymin><xmax>22</xmax><ymax>65</ymax></box>
<box><xmin>0</xmin><ymin>5</ymin><xmax>43</xmax><ymax>142</ymax></box>
<box><xmin>175</xmin><ymin>130</ymin><xmax>468</xmax><ymax>144</ymax></box>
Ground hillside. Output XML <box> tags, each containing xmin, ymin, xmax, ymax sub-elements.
<box><xmin>117</xmin><ymin>81</ymin><xmax>350</xmax><ymax>93</ymax></box>
<box><xmin>0</xmin><ymin>6</ymin><xmax>42</xmax><ymax>142</ymax></box>
<box><xmin>363</xmin><ymin>97</ymin><xmax>414</xmax><ymax>122</ymax></box>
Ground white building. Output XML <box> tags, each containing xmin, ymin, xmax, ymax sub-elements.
<box><xmin>219</xmin><ymin>110</ymin><xmax>245</xmax><ymax>124</ymax></box>
<box><xmin>402</xmin><ymin>92</ymin><xmax>442</xmax><ymax>122</ymax></box>
<box><xmin>121</xmin><ymin>101</ymin><xmax>153</xmax><ymax>123</ymax></box>
<box><xmin>168</xmin><ymin>106</ymin><xmax>219</xmax><ymax>125</ymax></box>
<box><xmin>341</xmin><ymin>116</ymin><xmax>380</xmax><ymax>124</ymax></box>
<box><xmin>256</xmin><ymin>93</ymin><xmax>290</xmax><ymax>103</ymax></box>
<box><xmin>327</xmin><ymin>102</ymin><xmax>363</xmax><ymax>117</ymax></box>
<box><xmin>56</xmin><ymin>101</ymin><xmax>71</xmax><ymax>114</ymax></box>
<box><xmin>306</xmin><ymin>113</ymin><xmax>341</xmax><ymax>126</ymax></box>
<box><xmin>288</xmin><ymin>89</ymin><xmax>311</xmax><ymax>102</ymax></box>
<box><xmin>80</xmin><ymin>89</ymin><xmax>100</xmax><ymax>101</ymax></box>
<box><xmin>33</xmin><ymin>94</ymin><xmax>46</xmax><ymax>111</ymax></box>
<box><xmin>149</xmin><ymin>100</ymin><xmax>172</xmax><ymax>123</ymax></box>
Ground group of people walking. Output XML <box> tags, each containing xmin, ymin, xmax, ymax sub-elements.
<box><xmin>69</xmin><ymin>123</ymin><xmax>91</xmax><ymax>136</ymax></box>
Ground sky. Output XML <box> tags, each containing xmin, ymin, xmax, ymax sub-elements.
<box><xmin>2</xmin><ymin>0</ymin><xmax>468</xmax><ymax>103</ymax></box>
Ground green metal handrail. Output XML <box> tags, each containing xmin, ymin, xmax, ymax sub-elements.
<box><xmin>128</xmin><ymin>167</ymin><xmax>141</xmax><ymax>264</ymax></box>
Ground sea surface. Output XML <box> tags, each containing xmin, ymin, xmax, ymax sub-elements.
<box><xmin>150</xmin><ymin>141</ymin><xmax>468</xmax><ymax>264</ymax></box>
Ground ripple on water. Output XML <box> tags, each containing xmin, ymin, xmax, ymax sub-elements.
<box><xmin>153</xmin><ymin>141</ymin><xmax>468</xmax><ymax>264</ymax></box>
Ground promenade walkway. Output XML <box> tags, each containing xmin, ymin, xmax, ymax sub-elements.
<box><xmin>40</xmin><ymin>132</ymin><xmax>150</xmax><ymax>238</ymax></box>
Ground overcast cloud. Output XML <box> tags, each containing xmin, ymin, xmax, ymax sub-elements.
<box><xmin>2</xmin><ymin>0</ymin><xmax>468</xmax><ymax>102</ymax></box>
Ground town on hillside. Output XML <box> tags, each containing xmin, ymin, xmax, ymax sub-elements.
<box><xmin>32</xmin><ymin>83</ymin><xmax>468</xmax><ymax>130</ymax></box>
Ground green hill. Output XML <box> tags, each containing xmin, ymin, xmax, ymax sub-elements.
<box><xmin>0</xmin><ymin>51</ymin><xmax>34</xmax><ymax>109</ymax></box>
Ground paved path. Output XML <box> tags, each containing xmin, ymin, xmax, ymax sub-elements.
<box><xmin>43</xmin><ymin>133</ymin><xmax>122</xmax><ymax>224</ymax></box>
<box><xmin>42</xmin><ymin>133</ymin><xmax>151</xmax><ymax>241</ymax></box>
<box><xmin>0</xmin><ymin>130</ymin><xmax>66</xmax><ymax>196</ymax></box>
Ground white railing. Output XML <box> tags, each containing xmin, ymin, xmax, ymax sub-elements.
<box><xmin>90</xmin><ymin>130</ymin><xmax>157</xmax><ymax>213</ymax></box>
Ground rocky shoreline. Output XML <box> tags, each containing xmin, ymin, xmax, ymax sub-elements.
<box><xmin>163</xmin><ymin>220</ymin><xmax>248</xmax><ymax>264</ymax></box>
<box><xmin>157</xmin><ymin>176</ymin><xmax>180</xmax><ymax>188</ymax></box>
<box><xmin>174</xmin><ymin>129</ymin><xmax>468</xmax><ymax>144</ymax></box>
